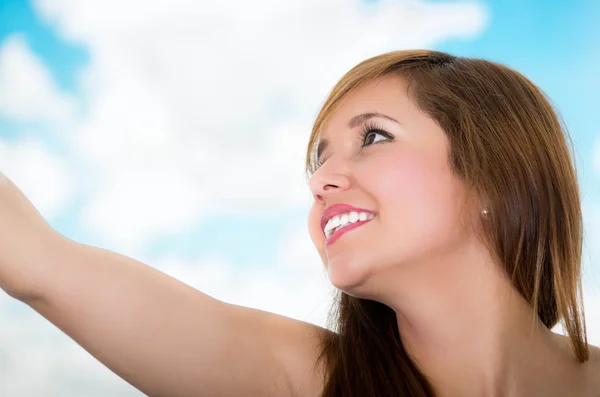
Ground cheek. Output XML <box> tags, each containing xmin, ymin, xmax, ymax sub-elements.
<box><xmin>371</xmin><ymin>152</ymin><xmax>462</xmax><ymax>241</ymax></box>
<box><xmin>373</xmin><ymin>152</ymin><xmax>443</xmax><ymax>206</ymax></box>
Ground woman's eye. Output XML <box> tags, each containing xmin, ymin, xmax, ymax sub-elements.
<box><xmin>361</xmin><ymin>128</ymin><xmax>393</xmax><ymax>147</ymax></box>
<box><xmin>362</xmin><ymin>130</ymin><xmax>387</xmax><ymax>146</ymax></box>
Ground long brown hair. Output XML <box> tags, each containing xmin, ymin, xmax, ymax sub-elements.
<box><xmin>304</xmin><ymin>50</ymin><xmax>589</xmax><ymax>396</ymax></box>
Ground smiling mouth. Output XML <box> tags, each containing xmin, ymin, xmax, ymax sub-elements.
<box><xmin>325</xmin><ymin>216</ymin><xmax>375</xmax><ymax>246</ymax></box>
<box><xmin>323</xmin><ymin>212</ymin><xmax>375</xmax><ymax>238</ymax></box>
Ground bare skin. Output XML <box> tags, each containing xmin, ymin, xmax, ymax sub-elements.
<box><xmin>306</xmin><ymin>75</ymin><xmax>600</xmax><ymax>396</ymax></box>
<box><xmin>0</xmin><ymin>75</ymin><xmax>598</xmax><ymax>396</ymax></box>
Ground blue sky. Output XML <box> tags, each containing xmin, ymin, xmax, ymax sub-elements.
<box><xmin>0</xmin><ymin>0</ymin><xmax>88</xmax><ymax>91</ymax></box>
<box><xmin>0</xmin><ymin>0</ymin><xmax>599</xmax><ymax>395</ymax></box>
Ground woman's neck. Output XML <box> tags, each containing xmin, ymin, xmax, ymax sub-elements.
<box><xmin>379</xmin><ymin>244</ymin><xmax>584</xmax><ymax>396</ymax></box>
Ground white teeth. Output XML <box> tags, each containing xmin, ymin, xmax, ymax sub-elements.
<box><xmin>332</xmin><ymin>216</ymin><xmax>340</xmax><ymax>228</ymax></box>
<box><xmin>340</xmin><ymin>213</ymin><xmax>349</xmax><ymax>226</ymax></box>
<box><xmin>324</xmin><ymin>211</ymin><xmax>375</xmax><ymax>238</ymax></box>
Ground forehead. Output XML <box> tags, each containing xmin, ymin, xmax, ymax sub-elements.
<box><xmin>319</xmin><ymin>75</ymin><xmax>412</xmax><ymax>138</ymax></box>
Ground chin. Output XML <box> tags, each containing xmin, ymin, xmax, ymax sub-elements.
<box><xmin>326</xmin><ymin>254</ymin><xmax>374</xmax><ymax>297</ymax></box>
<box><xmin>327</xmin><ymin>250</ymin><xmax>412</xmax><ymax>302</ymax></box>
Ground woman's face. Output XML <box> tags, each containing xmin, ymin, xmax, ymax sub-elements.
<box><xmin>307</xmin><ymin>75</ymin><xmax>477</xmax><ymax>300</ymax></box>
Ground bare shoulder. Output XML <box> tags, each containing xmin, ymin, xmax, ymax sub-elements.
<box><xmin>547</xmin><ymin>333</ymin><xmax>600</xmax><ymax>395</ymax></box>
<box><xmin>588</xmin><ymin>342</ymin><xmax>600</xmax><ymax>362</ymax></box>
<box><xmin>584</xmin><ymin>343</ymin><xmax>600</xmax><ymax>392</ymax></box>
<box><xmin>229</xmin><ymin>303</ymin><xmax>334</xmax><ymax>397</ymax></box>
<box><xmin>271</xmin><ymin>314</ymin><xmax>334</xmax><ymax>397</ymax></box>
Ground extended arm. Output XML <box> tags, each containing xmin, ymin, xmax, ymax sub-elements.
<box><xmin>0</xmin><ymin>174</ymin><xmax>326</xmax><ymax>397</ymax></box>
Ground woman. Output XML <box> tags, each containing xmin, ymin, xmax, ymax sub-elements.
<box><xmin>0</xmin><ymin>50</ymin><xmax>598</xmax><ymax>396</ymax></box>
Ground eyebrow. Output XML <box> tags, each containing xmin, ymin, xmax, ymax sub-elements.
<box><xmin>316</xmin><ymin>112</ymin><xmax>400</xmax><ymax>162</ymax></box>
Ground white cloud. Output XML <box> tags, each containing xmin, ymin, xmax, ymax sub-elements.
<box><xmin>0</xmin><ymin>138</ymin><xmax>72</xmax><ymax>219</ymax></box>
<box><xmin>0</xmin><ymin>35</ymin><xmax>75</xmax><ymax>123</ymax></box>
<box><xmin>80</xmin><ymin>164</ymin><xmax>208</xmax><ymax>251</ymax></box>
<box><xmin>29</xmin><ymin>0</ymin><xmax>489</xmax><ymax>251</ymax></box>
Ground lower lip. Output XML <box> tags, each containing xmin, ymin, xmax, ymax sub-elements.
<box><xmin>326</xmin><ymin>218</ymin><xmax>374</xmax><ymax>246</ymax></box>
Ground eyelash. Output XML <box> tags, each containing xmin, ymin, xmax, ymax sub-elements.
<box><xmin>359</xmin><ymin>121</ymin><xmax>394</xmax><ymax>147</ymax></box>
<box><xmin>315</xmin><ymin>121</ymin><xmax>393</xmax><ymax>169</ymax></box>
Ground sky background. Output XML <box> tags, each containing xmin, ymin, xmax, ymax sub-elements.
<box><xmin>0</xmin><ymin>0</ymin><xmax>599</xmax><ymax>395</ymax></box>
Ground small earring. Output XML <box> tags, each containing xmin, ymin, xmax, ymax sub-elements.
<box><xmin>482</xmin><ymin>208</ymin><xmax>490</xmax><ymax>217</ymax></box>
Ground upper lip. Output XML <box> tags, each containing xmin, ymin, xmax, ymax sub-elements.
<box><xmin>320</xmin><ymin>204</ymin><xmax>375</xmax><ymax>234</ymax></box>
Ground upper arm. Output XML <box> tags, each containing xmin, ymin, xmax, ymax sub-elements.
<box><xmin>24</xmin><ymin>240</ymin><xmax>327</xmax><ymax>397</ymax></box>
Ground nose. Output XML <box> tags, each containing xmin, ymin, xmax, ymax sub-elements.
<box><xmin>308</xmin><ymin>159</ymin><xmax>351</xmax><ymax>204</ymax></box>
